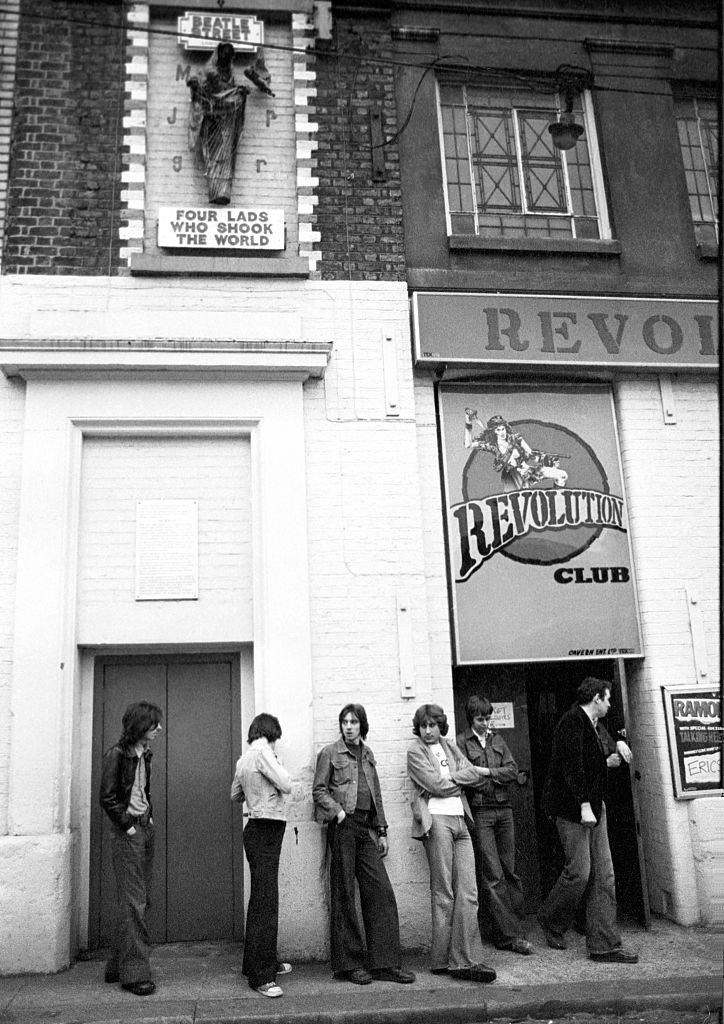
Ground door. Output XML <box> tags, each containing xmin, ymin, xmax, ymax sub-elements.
<box><xmin>453</xmin><ymin>664</ymin><xmax>541</xmax><ymax>912</ymax></box>
<box><xmin>525</xmin><ymin>658</ymin><xmax>649</xmax><ymax>925</ymax></box>
<box><xmin>89</xmin><ymin>654</ymin><xmax>244</xmax><ymax>949</ymax></box>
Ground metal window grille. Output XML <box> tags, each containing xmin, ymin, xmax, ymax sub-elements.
<box><xmin>438</xmin><ymin>83</ymin><xmax>605</xmax><ymax>240</ymax></box>
<box><xmin>675</xmin><ymin>97</ymin><xmax>719</xmax><ymax>246</ymax></box>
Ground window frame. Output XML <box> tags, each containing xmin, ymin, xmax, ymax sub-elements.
<box><xmin>436</xmin><ymin>79</ymin><xmax>611</xmax><ymax>243</ymax></box>
<box><xmin>674</xmin><ymin>92</ymin><xmax>719</xmax><ymax>248</ymax></box>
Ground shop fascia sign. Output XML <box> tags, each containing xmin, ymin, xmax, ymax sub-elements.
<box><xmin>177</xmin><ymin>11</ymin><xmax>263</xmax><ymax>51</ymax></box>
<box><xmin>412</xmin><ymin>292</ymin><xmax>718</xmax><ymax>371</ymax></box>
<box><xmin>158</xmin><ymin>207</ymin><xmax>285</xmax><ymax>250</ymax></box>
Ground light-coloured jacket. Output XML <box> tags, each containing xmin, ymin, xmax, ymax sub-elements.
<box><xmin>230</xmin><ymin>738</ymin><xmax>292</xmax><ymax>820</ymax></box>
<box><xmin>406</xmin><ymin>736</ymin><xmax>481</xmax><ymax>840</ymax></box>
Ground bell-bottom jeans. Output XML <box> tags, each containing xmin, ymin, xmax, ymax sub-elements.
<box><xmin>242</xmin><ymin>818</ymin><xmax>286</xmax><ymax>989</ymax></box>
<box><xmin>106</xmin><ymin>822</ymin><xmax>155</xmax><ymax>985</ymax></box>
<box><xmin>422</xmin><ymin>814</ymin><xmax>486</xmax><ymax>971</ymax></box>
<box><xmin>470</xmin><ymin>806</ymin><xmax>526</xmax><ymax>947</ymax></box>
<box><xmin>327</xmin><ymin>816</ymin><xmax>401</xmax><ymax>974</ymax></box>
<box><xmin>538</xmin><ymin>803</ymin><xmax>622</xmax><ymax>955</ymax></box>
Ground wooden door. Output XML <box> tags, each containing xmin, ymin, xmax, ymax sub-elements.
<box><xmin>453</xmin><ymin>664</ymin><xmax>541</xmax><ymax>912</ymax></box>
<box><xmin>89</xmin><ymin>654</ymin><xmax>243</xmax><ymax>948</ymax></box>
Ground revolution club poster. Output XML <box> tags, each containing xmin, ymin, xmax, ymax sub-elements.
<box><xmin>438</xmin><ymin>384</ymin><xmax>642</xmax><ymax>664</ymax></box>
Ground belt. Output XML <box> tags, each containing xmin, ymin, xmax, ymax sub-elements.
<box><xmin>128</xmin><ymin>811</ymin><xmax>151</xmax><ymax>826</ymax></box>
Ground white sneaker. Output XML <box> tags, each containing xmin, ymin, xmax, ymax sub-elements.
<box><xmin>276</xmin><ymin>962</ymin><xmax>293</xmax><ymax>975</ymax></box>
<box><xmin>256</xmin><ymin>982</ymin><xmax>283</xmax><ymax>998</ymax></box>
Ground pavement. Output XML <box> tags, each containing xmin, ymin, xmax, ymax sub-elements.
<box><xmin>0</xmin><ymin>916</ymin><xmax>721</xmax><ymax>1024</ymax></box>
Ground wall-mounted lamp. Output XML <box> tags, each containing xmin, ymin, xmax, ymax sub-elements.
<box><xmin>548</xmin><ymin>65</ymin><xmax>593</xmax><ymax>151</ymax></box>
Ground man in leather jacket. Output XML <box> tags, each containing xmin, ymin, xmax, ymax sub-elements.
<box><xmin>99</xmin><ymin>701</ymin><xmax>163</xmax><ymax>996</ymax></box>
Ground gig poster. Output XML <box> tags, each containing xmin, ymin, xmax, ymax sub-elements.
<box><xmin>662</xmin><ymin>685</ymin><xmax>723</xmax><ymax>799</ymax></box>
<box><xmin>438</xmin><ymin>384</ymin><xmax>642</xmax><ymax>664</ymax></box>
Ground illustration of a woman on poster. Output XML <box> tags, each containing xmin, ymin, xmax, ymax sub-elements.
<box><xmin>187</xmin><ymin>42</ymin><xmax>273</xmax><ymax>205</ymax></box>
<box><xmin>464</xmin><ymin>409</ymin><xmax>569</xmax><ymax>490</ymax></box>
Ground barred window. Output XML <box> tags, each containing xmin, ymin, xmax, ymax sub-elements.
<box><xmin>438</xmin><ymin>83</ymin><xmax>609</xmax><ymax>241</ymax></box>
<box><xmin>675</xmin><ymin>96</ymin><xmax>719</xmax><ymax>246</ymax></box>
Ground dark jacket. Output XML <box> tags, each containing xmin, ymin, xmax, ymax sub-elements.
<box><xmin>99</xmin><ymin>742</ymin><xmax>153</xmax><ymax>830</ymax></box>
<box><xmin>312</xmin><ymin>737</ymin><xmax>387</xmax><ymax>829</ymax></box>
<box><xmin>542</xmin><ymin>704</ymin><xmax>607</xmax><ymax>823</ymax></box>
<box><xmin>455</xmin><ymin>728</ymin><xmax>518</xmax><ymax>808</ymax></box>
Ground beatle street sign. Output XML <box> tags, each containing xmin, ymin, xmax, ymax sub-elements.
<box><xmin>158</xmin><ymin>207</ymin><xmax>285</xmax><ymax>250</ymax></box>
<box><xmin>178</xmin><ymin>12</ymin><xmax>264</xmax><ymax>51</ymax></box>
<box><xmin>662</xmin><ymin>685</ymin><xmax>723</xmax><ymax>799</ymax></box>
<box><xmin>438</xmin><ymin>384</ymin><xmax>642</xmax><ymax>664</ymax></box>
<box><xmin>413</xmin><ymin>292</ymin><xmax>718</xmax><ymax>370</ymax></box>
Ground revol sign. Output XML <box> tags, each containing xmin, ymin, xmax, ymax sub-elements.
<box><xmin>413</xmin><ymin>292</ymin><xmax>718</xmax><ymax>370</ymax></box>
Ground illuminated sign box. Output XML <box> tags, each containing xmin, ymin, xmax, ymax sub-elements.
<box><xmin>178</xmin><ymin>12</ymin><xmax>263</xmax><ymax>51</ymax></box>
<box><xmin>158</xmin><ymin>207</ymin><xmax>285</xmax><ymax>251</ymax></box>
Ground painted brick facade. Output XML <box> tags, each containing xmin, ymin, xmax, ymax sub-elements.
<box><xmin>77</xmin><ymin>435</ymin><xmax>253</xmax><ymax>644</ymax></box>
<box><xmin>0</xmin><ymin>375</ymin><xmax>25</xmax><ymax>837</ymax></box>
<box><xmin>615</xmin><ymin>375</ymin><xmax>721</xmax><ymax>925</ymax></box>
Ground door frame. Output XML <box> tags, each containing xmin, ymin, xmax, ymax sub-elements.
<box><xmin>82</xmin><ymin>647</ymin><xmax>250</xmax><ymax>952</ymax></box>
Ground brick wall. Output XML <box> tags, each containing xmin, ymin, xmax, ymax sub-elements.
<box><xmin>314</xmin><ymin>11</ymin><xmax>406</xmax><ymax>281</ymax></box>
<box><xmin>0</xmin><ymin>376</ymin><xmax>26</xmax><ymax>835</ymax></box>
<box><xmin>614</xmin><ymin>374</ymin><xmax>720</xmax><ymax>924</ymax></box>
<box><xmin>0</xmin><ymin>0</ymin><xmax>20</xmax><ymax>267</ymax></box>
<box><xmin>4</xmin><ymin>0</ymin><xmax>125</xmax><ymax>274</ymax></box>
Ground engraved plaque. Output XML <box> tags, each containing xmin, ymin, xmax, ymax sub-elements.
<box><xmin>135</xmin><ymin>500</ymin><xmax>199</xmax><ymax>601</ymax></box>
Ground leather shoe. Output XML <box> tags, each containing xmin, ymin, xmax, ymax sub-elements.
<box><xmin>590</xmin><ymin>949</ymin><xmax>638</xmax><ymax>964</ymax></box>
<box><xmin>537</xmin><ymin>913</ymin><xmax>567</xmax><ymax>950</ymax></box>
<box><xmin>334</xmin><ymin>968</ymin><xmax>373</xmax><ymax>985</ymax></box>
<box><xmin>508</xmin><ymin>938</ymin><xmax>534</xmax><ymax>955</ymax></box>
<box><xmin>371</xmin><ymin>967</ymin><xmax>416</xmax><ymax>983</ymax></box>
<box><xmin>104</xmin><ymin>969</ymin><xmax>119</xmax><ymax>984</ymax></box>
<box><xmin>121</xmin><ymin>980</ymin><xmax>156</xmax><ymax>996</ymax></box>
<box><xmin>448</xmin><ymin>963</ymin><xmax>496</xmax><ymax>983</ymax></box>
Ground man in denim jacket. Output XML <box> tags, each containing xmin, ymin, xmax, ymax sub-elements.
<box><xmin>313</xmin><ymin>703</ymin><xmax>415</xmax><ymax>986</ymax></box>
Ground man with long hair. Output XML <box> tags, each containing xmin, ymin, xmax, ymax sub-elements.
<box><xmin>313</xmin><ymin>703</ymin><xmax>415</xmax><ymax>986</ymax></box>
<box><xmin>99</xmin><ymin>701</ymin><xmax>163</xmax><ymax>996</ymax></box>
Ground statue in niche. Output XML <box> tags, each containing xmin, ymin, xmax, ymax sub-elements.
<box><xmin>187</xmin><ymin>41</ymin><xmax>274</xmax><ymax>205</ymax></box>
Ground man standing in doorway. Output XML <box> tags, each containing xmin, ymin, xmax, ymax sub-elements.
<box><xmin>536</xmin><ymin>678</ymin><xmax>638</xmax><ymax>963</ymax></box>
<box><xmin>100</xmin><ymin>701</ymin><xmax>164</xmax><ymax>995</ymax></box>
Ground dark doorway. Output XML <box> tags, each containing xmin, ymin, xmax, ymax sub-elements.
<box><xmin>526</xmin><ymin>659</ymin><xmax>649</xmax><ymax>925</ymax></box>
<box><xmin>89</xmin><ymin>654</ymin><xmax>244</xmax><ymax>949</ymax></box>
<box><xmin>454</xmin><ymin>659</ymin><xmax>649</xmax><ymax>925</ymax></box>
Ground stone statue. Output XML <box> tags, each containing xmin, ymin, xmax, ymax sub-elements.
<box><xmin>187</xmin><ymin>42</ymin><xmax>273</xmax><ymax>205</ymax></box>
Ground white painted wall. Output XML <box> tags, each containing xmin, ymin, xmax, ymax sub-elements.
<box><xmin>0</xmin><ymin>277</ymin><xmax>719</xmax><ymax>972</ymax></box>
<box><xmin>614</xmin><ymin>375</ymin><xmax>721</xmax><ymax>926</ymax></box>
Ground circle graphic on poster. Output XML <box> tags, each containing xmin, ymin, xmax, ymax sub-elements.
<box><xmin>461</xmin><ymin>419</ymin><xmax>610</xmax><ymax>565</ymax></box>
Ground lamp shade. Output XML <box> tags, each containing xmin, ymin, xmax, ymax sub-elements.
<box><xmin>548</xmin><ymin>111</ymin><xmax>584</xmax><ymax>151</ymax></box>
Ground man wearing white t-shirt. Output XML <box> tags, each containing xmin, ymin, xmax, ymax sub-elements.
<box><xmin>407</xmin><ymin>703</ymin><xmax>497</xmax><ymax>982</ymax></box>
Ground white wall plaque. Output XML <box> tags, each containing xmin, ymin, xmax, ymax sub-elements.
<box><xmin>178</xmin><ymin>12</ymin><xmax>263</xmax><ymax>51</ymax></box>
<box><xmin>491</xmin><ymin>702</ymin><xmax>515</xmax><ymax>730</ymax></box>
<box><xmin>158</xmin><ymin>207</ymin><xmax>285</xmax><ymax>250</ymax></box>
<box><xmin>136</xmin><ymin>500</ymin><xmax>199</xmax><ymax>601</ymax></box>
